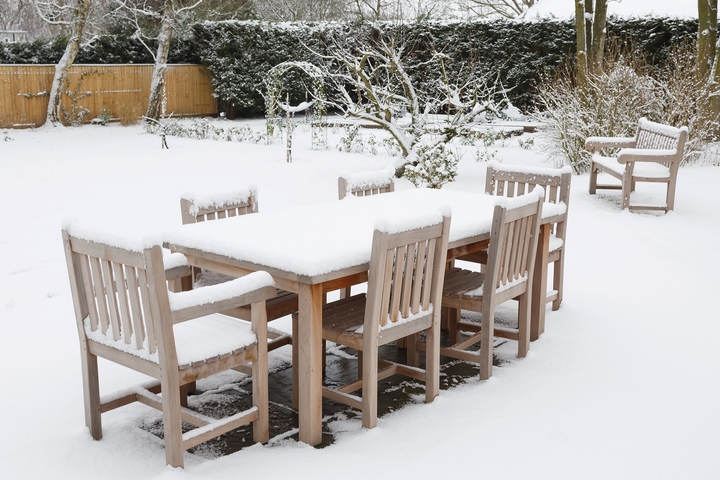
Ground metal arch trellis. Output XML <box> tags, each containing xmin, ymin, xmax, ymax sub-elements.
<box><xmin>263</xmin><ymin>61</ymin><xmax>327</xmax><ymax>150</ymax></box>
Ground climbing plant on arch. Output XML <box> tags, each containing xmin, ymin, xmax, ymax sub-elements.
<box><xmin>263</xmin><ymin>61</ymin><xmax>327</xmax><ymax>149</ymax></box>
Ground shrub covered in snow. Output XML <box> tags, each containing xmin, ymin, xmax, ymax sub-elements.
<box><xmin>403</xmin><ymin>143</ymin><xmax>460</xmax><ymax>189</ymax></box>
<box><xmin>535</xmin><ymin>44</ymin><xmax>717</xmax><ymax>173</ymax></box>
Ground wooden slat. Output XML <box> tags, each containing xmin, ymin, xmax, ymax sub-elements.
<box><xmin>137</xmin><ymin>269</ymin><xmax>157</xmax><ymax>354</ymax></box>
<box><xmin>400</xmin><ymin>242</ymin><xmax>416</xmax><ymax>317</ymax></box>
<box><xmin>90</xmin><ymin>256</ymin><xmax>110</xmax><ymax>335</ymax></box>
<box><xmin>101</xmin><ymin>260</ymin><xmax>122</xmax><ymax>341</ymax></box>
<box><xmin>125</xmin><ymin>265</ymin><xmax>146</xmax><ymax>349</ymax></box>
<box><xmin>113</xmin><ymin>262</ymin><xmax>133</xmax><ymax>344</ymax></box>
<box><xmin>389</xmin><ymin>245</ymin><xmax>405</xmax><ymax>324</ymax></box>
<box><xmin>410</xmin><ymin>239</ymin><xmax>426</xmax><ymax>314</ymax></box>
<box><xmin>79</xmin><ymin>254</ymin><xmax>99</xmax><ymax>331</ymax></box>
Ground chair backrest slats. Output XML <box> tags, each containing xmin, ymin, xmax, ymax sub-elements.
<box><xmin>125</xmin><ymin>264</ymin><xmax>146</xmax><ymax>349</ymax></box>
<box><xmin>64</xmin><ymin>229</ymin><xmax>168</xmax><ymax>357</ymax></box>
<box><xmin>487</xmin><ymin>196</ymin><xmax>543</xmax><ymax>293</ymax></box>
<box><xmin>338</xmin><ymin>167</ymin><xmax>395</xmax><ymax>200</ymax></box>
<box><xmin>181</xmin><ymin>190</ymin><xmax>258</xmax><ymax>225</ymax></box>
<box><xmin>365</xmin><ymin>217</ymin><xmax>449</xmax><ymax>334</ymax></box>
<box><xmin>486</xmin><ymin>163</ymin><xmax>571</xmax><ymax>240</ymax></box>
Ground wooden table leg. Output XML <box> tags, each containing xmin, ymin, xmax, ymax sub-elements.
<box><xmin>531</xmin><ymin>223</ymin><xmax>550</xmax><ymax>342</ymax></box>
<box><xmin>297</xmin><ymin>283</ymin><xmax>323</xmax><ymax>446</ymax></box>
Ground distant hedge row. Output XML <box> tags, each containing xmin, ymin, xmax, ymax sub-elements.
<box><xmin>0</xmin><ymin>35</ymin><xmax>200</xmax><ymax>65</ymax></box>
<box><xmin>1</xmin><ymin>17</ymin><xmax>696</xmax><ymax>115</ymax></box>
<box><xmin>192</xmin><ymin>18</ymin><xmax>697</xmax><ymax>116</ymax></box>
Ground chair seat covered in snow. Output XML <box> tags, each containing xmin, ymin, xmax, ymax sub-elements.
<box><xmin>440</xmin><ymin>188</ymin><xmax>544</xmax><ymax>380</ymax></box>
<box><xmin>319</xmin><ymin>210</ymin><xmax>451</xmax><ymax>429</ymax></box>
<box><xmin>62</xmin><ymin>222</ymin><xmax>276</xmax><ymax>468</ymax></box>
<box><xmin>179</xmin><ymin>186</ymin><xmax>297</xmax><ymax>353</ymax></box>
<box><xmin>585</xmin><ymin>117</ymin><xmax>688</xmax><ymax>212</ymax></box>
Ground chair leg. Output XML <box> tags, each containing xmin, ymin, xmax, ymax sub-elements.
<box><xmin>291</xmin><ymin>313</ymin><xmax>298</xmax><ymax>410</ymax></box>
<box><xmin>447</xmin><ymin>307</ymin><xmax>461</xmax><ymax>345</ymax></box>
<box><xmin>589</xmin><ymin>162</ymin><xmax>598</xmax><ymax>194</ymax></box>
<box><xmin>552</xmin><ymin>254</ymin><xmax>564</xmax><ymax>311</ymax></box>
<box><xmin>517</xmin><ymin>293</ymin><xmax>531</xmax><ymax>358</ymax></box>
<box><xmin>621</xmin><ymin>166</ymin><xmax>633</xmax><ymax>210</ymax></box>
<box><xmin>665</xmin><ymin>178</ymin><xmax>676</xmax><ymax>212</ymax></box>
<box><xmin>81</xmin><ymin>349</ymin><xmax>103</xmax><ymax>440</ymax></box>
<box><xmin>179</xmin><ymin>381</ymin><xmax>196</xmax><ymax>408</ymax></box>
<box><xmin>479</xmin><ymin>301</ymin><xmax>495</xmax><ymax>381</ymax></box>
<box><xmin>361</xmin><ymin>340</ymin><xmax>378</xmax><ymax>429</ymax></box>
<box><xmin>161</xmin><ymin>372</ymin><xmax>184</xmax><ymax>468</ymax></box>
<box><xmin>406</xmin><ymin>333</ymin><xmax>419</xmax><ymax>367</ymax></box>
<box><xmin>424</xmin><ymin>314</ymin><xmax>441</xmax><ymax>403</ymax></box>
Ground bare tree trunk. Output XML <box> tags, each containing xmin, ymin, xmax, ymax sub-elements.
<box><xmin>575</xmin><ymin>0</ymin><xmax>588</xmax><ymax>87</ymax></box>
<box><xmin>699</xmin><ymin>0</ymin><xmax>719</xmax><ymax>79</ymax></box>
<box><xmin>45</xmin><ymin>0</ymin><xmax>92</xmax><ymax>126</ymax></box>
<box><xmin>590</xmin><ymin>0</ymin><xmax>607</xmax><ymax>73</ymax></box>
<box><xmin>584</xmin><ymin>0</ymin><xmax>593</xmax><ymax>55</ymax></box>
<box><xmin>709</xmin><ymin>34</ymin><xmax>720</xmax><ymax>117</ymax></box>
<box><xmin>145</xmin><ymin>0</ymin><xmax>174</xmax><ymax>121</ymax></box>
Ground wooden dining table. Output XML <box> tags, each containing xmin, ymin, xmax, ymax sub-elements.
<box><xmin>162</xmin><ymin>187</ymin><xmax>566</xmax><ymax>446</ymax></box>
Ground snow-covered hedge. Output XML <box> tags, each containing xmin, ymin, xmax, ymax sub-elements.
<box><xmin>192</xmin><ymin>18</ymin><xmax>696</xmax><ymax>117</ymax></box>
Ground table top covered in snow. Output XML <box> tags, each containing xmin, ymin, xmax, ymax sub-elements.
<box><xmin>163</xmin><ymin>188</ymin><xmax>565</xmax><ymax>284</ymax></box>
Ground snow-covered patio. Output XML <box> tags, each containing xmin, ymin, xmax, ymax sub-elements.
<box><xmin>1</xmin><ymin>121</ymin><xmax>718</xmax><ymax>479</ymax></box>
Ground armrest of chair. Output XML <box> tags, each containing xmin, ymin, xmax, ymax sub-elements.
<box><xmin>163</xmin><ymin>252</ymin><xmax>192</xmax><ymax>281</ymax></box>
<box><xmin>617</xmin><ymin>148</ymin><xmax>677</xmax><ymax>164</ymax></box>
<box><xmin>585</xmin><ymin>136</ymin><xmax>636</xmax><ymax>151</ymax></box>
<box><xmin>169</xmin><ymin>271</ymin><xmax>276</xmax><ymax>324</ymax></box>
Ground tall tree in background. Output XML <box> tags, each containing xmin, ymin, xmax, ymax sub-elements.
<box><xmin>699</xmin><ymin>0</ymin><xmax>720</xmax><ymax>119</ymax></box>
<box><xmin>35</xmin><ymin>0</ymin><xmax>94</xmax><ymax>126</ymax></box>
<box><xmin>574</xmin><ymin>0</ymin><xmax>607</xmax><ymax>87</ymax></box>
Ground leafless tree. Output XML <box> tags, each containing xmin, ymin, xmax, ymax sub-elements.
<box><xmin>0</xmin><ymin>0</ymin><xmax>60</xmax><ymax>37</ymax></box>
<box><xmin>459</xmin><ymin>0</ymin><xmax>534</xmax><ymax>19</ymax></box>
<box><xmin>112</xmin><ymin>0</ymin><xmax>204</xmax><ymax>120</ymax></box>
<box><xmin>252</xmin><ymin>0</ymin><xmax>350</xmax><ymax>21</ymax></box>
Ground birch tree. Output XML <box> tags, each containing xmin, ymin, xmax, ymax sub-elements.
<box><xmin>699</xmin><ymin>0</ymin><xmax>718</xmax><ymax>79</ymax></box>
<box><xmin>35</xmin><ymin>0</ymin><xmax>94</xmax><ymax>126</ymax></box>
<box><xmin>114</xmin><ymin>0</ymin><xmax>202</xmax><ymax>120</ymax></box>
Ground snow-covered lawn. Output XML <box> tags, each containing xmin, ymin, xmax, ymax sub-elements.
<box><xmin>1</xmin><ymin>121</ymin><xmax>718</xmax><ymax>479</ymax></box>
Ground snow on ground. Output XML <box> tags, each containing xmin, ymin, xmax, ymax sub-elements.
<box><xmin>526</xmin><ymin>0</ymin><xmax>696</xmax><ymax>19</ymax></box>
<box><xmin>1</xmin><ymin>119</ymin><xmax>719</xmax><ymax>479</ymax></box>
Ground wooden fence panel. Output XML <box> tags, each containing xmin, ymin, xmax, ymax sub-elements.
<box><xmin>0</xmin><ymin>64</ymin><xmax>218</xmax><ymax>128</ymax></box>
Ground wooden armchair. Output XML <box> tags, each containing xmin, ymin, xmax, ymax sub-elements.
<box><xmin>320</xmin><ymin>210</ymin><xmax>451</xmax><ymax>429</ymax></box>
<box><xmin>62</xmin><ymin>222</ymin><xmax>276</xmax><ymax>468</ymax></box>
<box><xmin>180</xmin><ymin>187</ymin><xmax>297</xmax><ymax>352</ymax></box>
<box><xmin>484</xmin><ymin>161</ymin><xmax>571</xmax><ymax>311</ymax></box>
<box><xmin>440</xmin><ymin>188</ymin><xmax>544</xmax><ymax>380</ymax></box>
<box><xmin>586</xmin><ymin>117</ymin><xmax>688</xmax><ymax>212</ymax></box>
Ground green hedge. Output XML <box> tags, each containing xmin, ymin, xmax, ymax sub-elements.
<box><xmin>0</xmin><ymin>35</ymin><xmax>200</xmax><ymax>65</ymax></box>
<box><xmin>193</xmin><ymin>18</ymin><xmax>697</xmax><ymax>116</ymax></box>
<box><xmin>2</xmin><ymin>17</ymin><xmax>696</xmax><ymax>115</ymax></box>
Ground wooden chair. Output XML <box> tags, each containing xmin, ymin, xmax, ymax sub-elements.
<box><xmin>320</xmin><ymin>211</ymin><xmax>451</xmax><ymax>429</ymax></box>
<box><xmin>180</xmin><ymin>188</ymin><xmax>297</xmax><ymax>352</ymax></box>
<box><xmin>440</xmin><ymin>188</ymin><xmax>544</xmax><ymax>380</ymax></box>
<box><xmin>62</xmin><ymin>222</ymin><xmax>276</xmax><ymax>468</ymax></box>
<box><xmin>337</xmin><ymin>166</ymin><xmax>395</xmax><ymax>301</ymax></box>
<box><xmin>586</xmin><ymin>117</ymin><xmax>688</xmax><ymax>212</ymax></box>
<box><xmin>483</xmin><ymin>161</ymin><xmax>571</xmax><ymax>311</ymax></box>
<box><xmin>338</xmin><ymin>165</ymin><xmax>395</xmax><ymax>200</ymax></box>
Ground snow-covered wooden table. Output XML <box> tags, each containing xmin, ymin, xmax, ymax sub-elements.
<box><xmin>163</xmin><ymin>187</ymin><xmax>565</xmax><ymax>446</ymax></box>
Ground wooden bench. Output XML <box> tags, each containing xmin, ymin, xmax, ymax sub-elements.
<box><xmin>586</xmin><ymin>117</ymin><xmax>688</xmax><ymax>212</ymax></box>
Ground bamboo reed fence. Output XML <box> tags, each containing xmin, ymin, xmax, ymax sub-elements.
<box><xmin>0</xmin><ymin>64</ymin><xmax>218</xmax><ymax>128</ymax></box>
